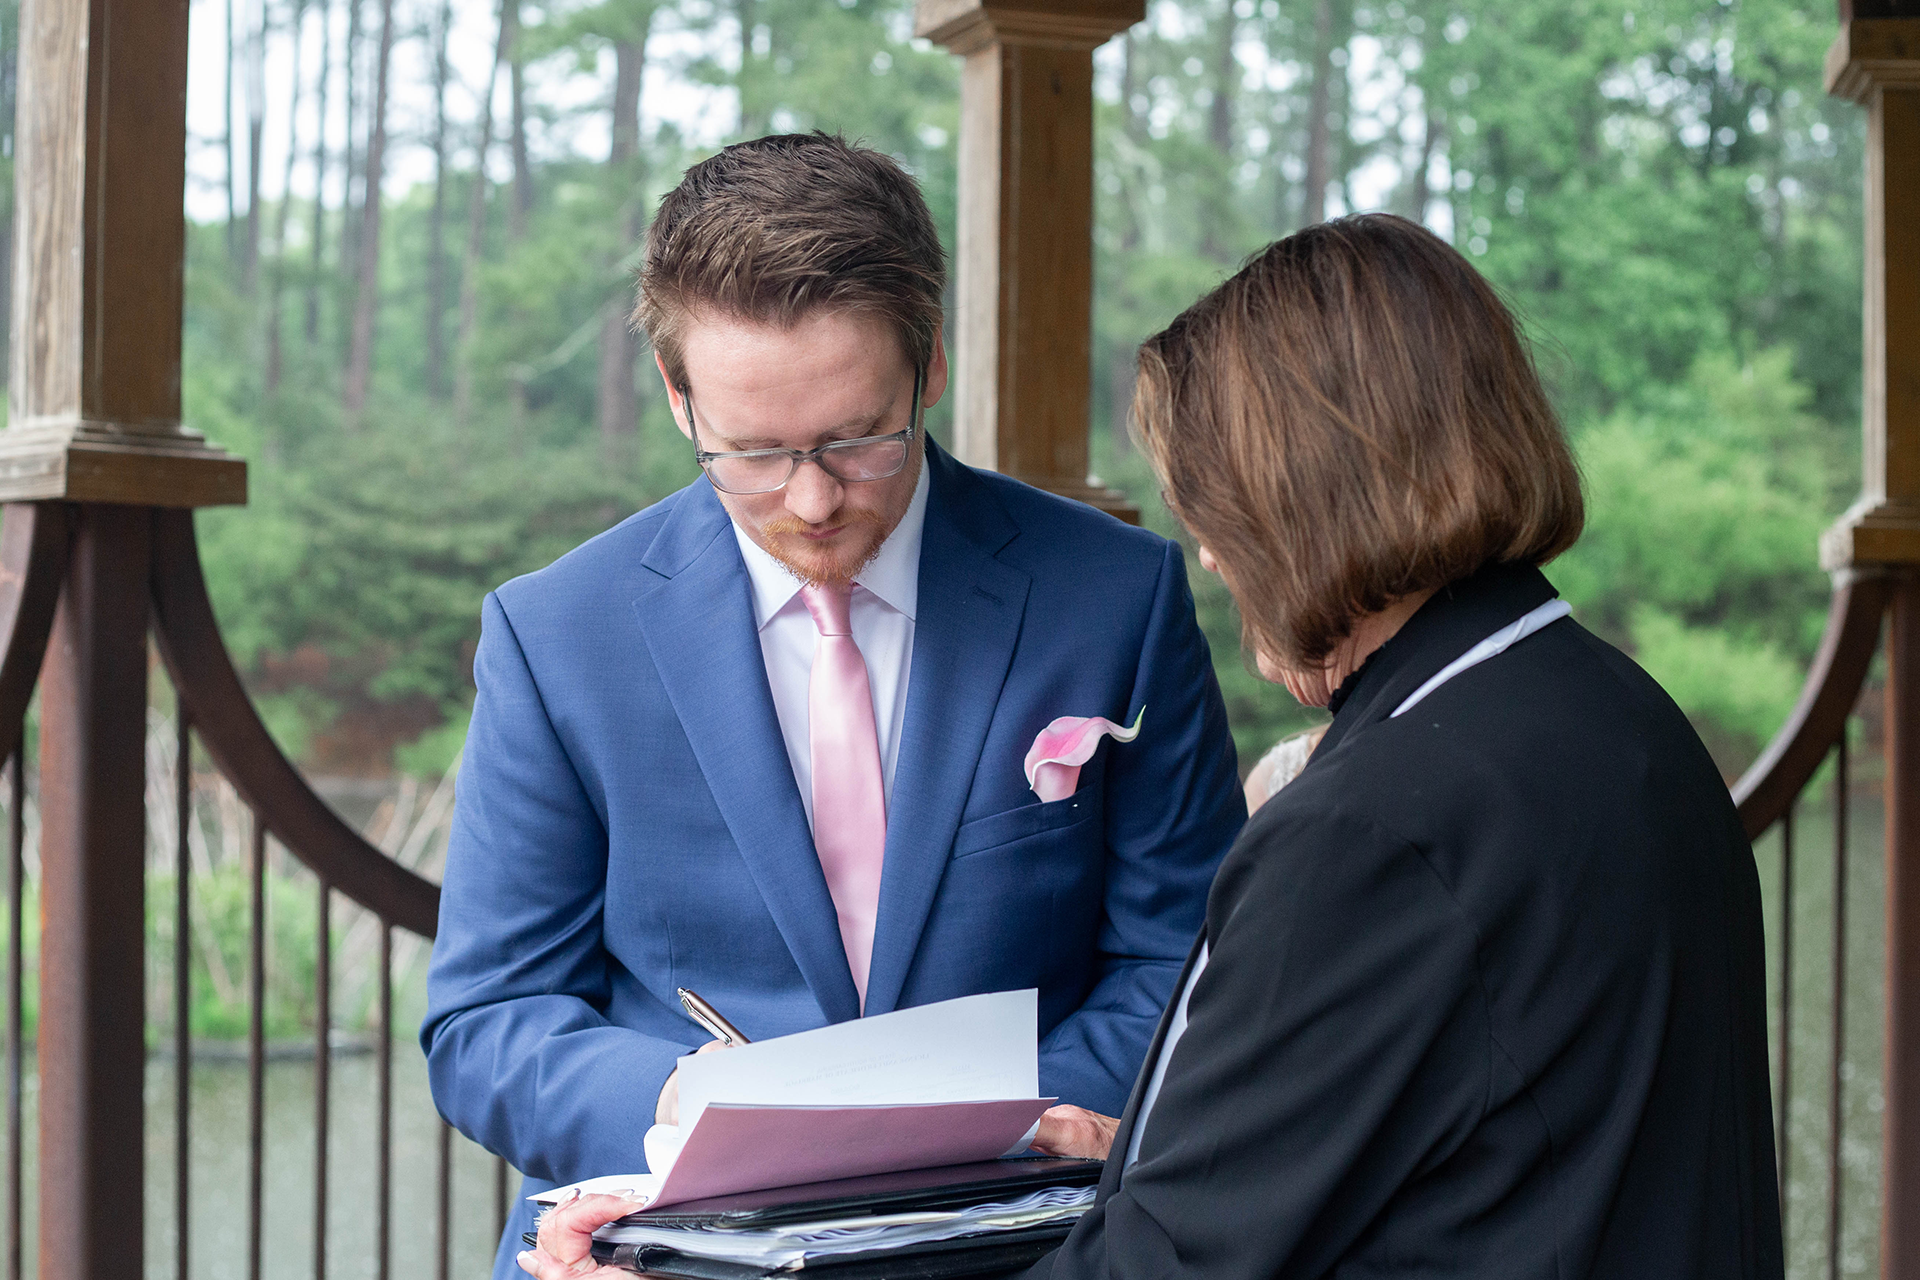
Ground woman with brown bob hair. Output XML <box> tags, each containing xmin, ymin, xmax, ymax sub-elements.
<box><xmin>1020</xmin><ymin>214</ymin><xmax>1783</xmax><ymax>1277</ymax></box>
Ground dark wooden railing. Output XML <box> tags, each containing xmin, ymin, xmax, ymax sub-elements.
<box><xmin>0</xmin><ymin>501</ymin><xmax>512</xmax><ymax>1278</ymax></box>
<box><xmin>1731</xmin><ymin>570</ymin><xmax>1891</xmax><ymax>1277</ymax></box>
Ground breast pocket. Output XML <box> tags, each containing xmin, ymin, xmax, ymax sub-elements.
<box><xmin>951</xmin><ymin>787</ymin><xmax>1102</xmax><ymax>859</ymax></box>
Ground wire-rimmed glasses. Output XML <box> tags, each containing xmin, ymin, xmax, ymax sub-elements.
<box><xmin>687</xmin><ymin>368</ymin><xmax>924</xmax><ymax>496</ymax></box>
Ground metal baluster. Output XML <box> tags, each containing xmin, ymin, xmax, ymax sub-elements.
<box><xmin>315</xmin><ymin>880</ymin><xmax>331</xmax><ymax>1280</ymax></box>
<box><xmin>175</xmin><ymin>715</ymin><xmax>193</xmax><ymax>1280</ymax></box>
<box><xmin>1828</xmin><ymin>732</ymin><xmax>1850</xmax><ymax>1280</ymax></box>
<box><xmin>7</xmin><ymin>752</ymin><xmax>23</xmax><ymax>1280</ymax></box>
<box><xmin>249</xmin><ymin>817</ymin><xmax>267</xmax><ymax>1280</ymax></box>
<box><xmin>437</xmin><ymin>1121</ymin><xmax>452</xmax><ymax>1280</ymax></box>
<box><xmin>1779</xmin><ymin>800</ymin><xmax>1796</xmax><ymax>1222</ymax></box>
<box><xmin>378</xmin><ymin>924</ymin><xmax>392</xmax><ymax>1280</ymax></box>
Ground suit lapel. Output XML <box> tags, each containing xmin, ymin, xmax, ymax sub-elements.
<box><xmin>862</xmin><ymin>447</ymin><xmax>1031</xmax><ymax>1015</ymax></box>
<box><xmin>634</xmin><ymin>482</ymin><xmax>862</xmax><ymax>1024</ymax></box>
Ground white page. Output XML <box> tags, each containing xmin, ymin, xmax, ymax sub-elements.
<box><xmin>674</xmin><ymin>989</ymin><xmax>1038</xmax><ymax>1132</ymax></box>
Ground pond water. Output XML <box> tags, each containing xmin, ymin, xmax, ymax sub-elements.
<box><xmin>12</xmin><ymin>1046</ymin><xmax>515</xmax><ymax>1279</ymax></box>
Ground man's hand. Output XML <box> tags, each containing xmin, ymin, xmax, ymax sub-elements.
<box><xmin>517</xmin><ymin>1191</ymin><xmax>646</xmax><ymax>1280</ymax></box>
<box><xmin>1029</xmin><ymin>1104</ymin><xmax>1120</xmax><ymax>1161</ymax></box>
<box><xmin>654</xmin><ymin>1039</ymin><xmax>731</xmax><ymax>1126</ymax></box>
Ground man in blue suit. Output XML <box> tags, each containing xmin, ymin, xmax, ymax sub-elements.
<box><xmin>422</xmin><ymin>133</ymin><xmax>1244</xmax><ymax>1277</ymax></box>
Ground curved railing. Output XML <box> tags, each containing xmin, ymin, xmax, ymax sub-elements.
<box><xmin>1733</xmin><ymin>570</ymin><xmax>1894</xmax><ymax>839</ymax></box>
<box><xmin>149</xmin><ymin>510</ymin><xmax>441</xmax><ymax>937</ymax></box>
<box><xmin>1728</xmin><ymin>568</ymin><xmax>1897</xmax><ymax>1276</ymax></box>
<box><xmin>0</xmin><ymin>502</ymin><xmax>507</xmax><ymax>1280</ymax></box>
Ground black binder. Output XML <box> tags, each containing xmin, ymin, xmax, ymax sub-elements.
<box><xmin>526</xmin><ymin>1156</ymin><xmax>1101</xmax><ymax>1279</ymax></box>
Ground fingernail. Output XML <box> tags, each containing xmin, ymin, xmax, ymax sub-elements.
<box><xmin>558</xmin><ymin>1186</ymin><xmax>582</xmax><ymax>1205</ymax></box>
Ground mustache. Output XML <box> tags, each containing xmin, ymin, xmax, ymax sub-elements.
<box><xmin>761</xmin><ymin>510</ymin><xmax>888</xmax><ymax>537</ymax></box>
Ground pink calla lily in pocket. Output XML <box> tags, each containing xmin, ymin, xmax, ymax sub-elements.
<box><xmin>1023</xmin><ymin>708</ymin><xmax>1145</xmax><ymax>803</ymax></box>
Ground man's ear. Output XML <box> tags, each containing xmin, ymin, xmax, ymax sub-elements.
<box><xmin>923</xmin><ymin>326</ymin><xmax>950</xmax><ymax>410</ymax></box>
<box><xmin>656</xmin><ymin>352</ymin><xmax>692</xmax><ymax>441</ymax></box>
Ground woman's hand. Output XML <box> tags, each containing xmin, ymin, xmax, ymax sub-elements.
<box><xmin>517</xmin><ymin>1191</ymin><xmax>645</xmax><ymax>1279</ymax></box>
<box><xmin>655</xmin><ymin>1038</ymin><xmax>732</xmax><ymax>1125</ymax></box>
<box><xmin>1030</xmin><ymin>1104</ymin><xmax>1121</xmax><ymax>1160</ymax></box>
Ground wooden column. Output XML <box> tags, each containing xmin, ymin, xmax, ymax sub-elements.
<box><xmin>9</xmin><ymin>0</ymin><xmax>245</xmax><ymax>1272</ymax></box>
<box><xmin>916</xmin><ymin>0</ymin><xmax>1141</xmax><ymax>522</ymax></box>
<box><xmin>34</xmin><ymin>505</ymin><xmax>152</xmax><ymax>1280</ymax></box>
<box><xmin>1816</xmin><ymin>11</ymin><xmax>1920</xmax><ymax>1278</ymax></box>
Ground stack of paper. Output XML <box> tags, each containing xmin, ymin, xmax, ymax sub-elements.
<box><xmin>588</xmin><ymin>1185</ymin><xmax>1096</xmax><ymax>1268</ymax></box>
<box><xmin>536</xmin><ymin>990</ymin><xmax>1056</xmax><ymax>1211</ymax></box>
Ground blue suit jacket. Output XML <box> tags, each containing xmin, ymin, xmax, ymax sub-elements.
<box><xmin>421</xmin><ymin>441</ymin><xmax>1243</xmax><ymax>1272</ymax></box>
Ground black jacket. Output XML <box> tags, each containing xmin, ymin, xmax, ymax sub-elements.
<box><xmin>1025</xmin><ymin>561</ymin><xmax>1783</xmax><ymax>1280</ymax></box>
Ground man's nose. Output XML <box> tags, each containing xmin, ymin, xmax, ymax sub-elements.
<box><xmin>784</xmin><ymin>458</ymin><xmax>845</xmax><ymax>525</ymax></box>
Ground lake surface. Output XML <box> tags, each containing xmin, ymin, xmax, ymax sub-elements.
<box><xmin>11</xmin><ymin>1047</ymin><xmax>515</xmax><ymax>1279</ymax></box>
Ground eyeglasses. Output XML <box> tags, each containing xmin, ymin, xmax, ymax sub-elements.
<box><xmin>686</xmin><ymin>369</ymin><xmax>924</xmax><ymax>496</ymax></box>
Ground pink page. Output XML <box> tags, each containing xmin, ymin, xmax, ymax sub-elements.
<box><xmin>642</xmin><ymin>1098</ymin><xmax>1054</xmax><ymax>1211</ymax></box>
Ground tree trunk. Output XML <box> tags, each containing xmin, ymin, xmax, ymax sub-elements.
<box><xmin>507</xmin><ymin>0</ymin><xmax>531</xmax><ymax>240</ymax></box>
<box><xmin>1200</xmin><ymin>0</ymin><xmax>1238</xmax><ymax>259</ymax></box>
<box><xmin>0</xmin><ymin>13</ymin><xmax>16</xmax><ymax>376</ymax></box>
<box><xmin>1409</xmin><ymin>109</ymin><xmax>1441</xmax><ymax>226</ymax></box>
<box><xmin>225</xmin><ymin>0</ymin><xmax>238</xmax><ymax>265</ymax></box>
<box><xmin>265</xmin><ymin>0</ymin><xmax>308</xmax><ymax>394</ymax></box>
<box><xmin>243</xmin><ymin>0</ymin><xmax>266</xmax><ymax>295</ymax></box>
<box><xmin>306</xmin><ymin>0</ymin><xmax>334</xmax><ymax>344</ymax></box>
<box><xmin>342</xmin><ymin>0</ymin><xmax>394</xmax><ymax>423</ymax></box>
<box><xmin>738</xmin><ymin>0</ymin><xmax>765</xmax><ymax>137</ymax></box>
<box><xmin>1300</xmin><ymin>0</ymin><xmax>1339</xmax><ymax>227</ymax></box>
<box><xmin>452</xmin><ymin>0</ymin><xmax>510</xmax><ymax>429</ymax></box>
<box><xmin>1109</xmin><ymin>31</ymin><xmax>1144</xmax><ymax>458</ymax></box>
<box><xmin>425</xmin><ymin>0</ymin><xmax>453</xmax><ymax>400</ymax></box>
<box><xmin>341</xmin><ymin>0</ymin><xmax>364</xmax><ymax>281</ymax></box>
<box><xmin>596</xmin><ymin>31</ymin><xmax>648</xmax><ymax>450</ymax></box>
<box><xmin>1207</xmin><ymin>0</ymin><xmax>1236</xmax><ymax>157</ymax></box>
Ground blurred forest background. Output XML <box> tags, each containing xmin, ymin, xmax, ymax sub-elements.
<box><xmin>0</xmin><ymin>0</ymin><xmax>1865</xmax><ymax>779</ymax></box>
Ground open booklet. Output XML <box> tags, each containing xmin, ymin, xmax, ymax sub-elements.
<box><xmin>533</xmin><ymin>990</ymin><xmax>1055</xmax><ymax>1212</ymax></box>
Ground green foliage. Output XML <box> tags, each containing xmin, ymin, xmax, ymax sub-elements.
<box><xmin>135</xmin><ymin>0</ymin><xmax>1863</xmax><ymax>778</ymax></box>
<box><xmin>1547</xmin><ymin>348</ymin><xmax>1843</xmax><ymax>763</ymax></box>
<box><xmin>1089</xmin><ymin>0</ymin><xmax>1861</xmax><ymax>773</ymax></box>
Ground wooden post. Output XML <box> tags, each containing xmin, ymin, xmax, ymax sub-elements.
<box><xmin>34</xmin><ymin>505</ymin><xmax>152</xmax><ymax>1280</ymax></box>
<box><xmin>9</xmin><ymin>0</ymin><xmax>245</xmax><ymax>1272</ymax></box>
<box><xmin>1816</xmin><ymin>11</ymin><xmax>1920</xmax><ymax>1278</ymax></box>
<box><xmin>915</xmin><ymin>0</ymin><xmax>1141</xmax><ymax>522</ymax></box>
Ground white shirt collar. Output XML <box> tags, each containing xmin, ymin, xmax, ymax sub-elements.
<box><xmin>732</xmin><ymin>460</ymin><xmax>930</xmax><ymax>630</ymax></box>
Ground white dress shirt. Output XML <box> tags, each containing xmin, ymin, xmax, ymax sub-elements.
<box><xmin>731</xmin><ymin>463</ymin><xmax>930</xmax><ymax>831</ymax></box>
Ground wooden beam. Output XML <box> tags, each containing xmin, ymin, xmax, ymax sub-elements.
<box><xmin>7</xmin><ymin>0</ymin><xmax>245</xmax><ymax>506</ymax></box>
<box><xmin>1819</xmin><ymin>16</ymin><xmax>1920</xmax><ymax>1280</ymax></box>
<box><xmin>1819</xmin><ymin>19</ymin><xmax>1920</xmax><ymax>570</ymax></box>
<box><xmin>917</xmin><ymin>0</ymin><xmax>1141</xmax><ymax>523</ymax></box>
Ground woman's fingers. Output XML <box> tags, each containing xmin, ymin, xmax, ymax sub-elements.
<box><xmin>518</xmin><ymin>1191</ymin><xmax>644</xmax><ymax>1279</ymax></box>
<box><xmin>1030</xmin><ymin>1104</ymin><xmax>1121</xmax><ymax>1160</ymax></box>
<box><xmin>657</xmin><ymin>1038</ymin><xmax>733</xmax><ymax>1125</ymax></box>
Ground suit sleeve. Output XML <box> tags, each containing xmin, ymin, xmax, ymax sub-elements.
<box><xmin>1037</xmin><ymin>540</ymin><xmax>1245</xmax><ymax>1115</ymax></box>
<box><xmin>1031</xmin><ymin>807</ymin><xmax>1490</xmax><ymax>1279</ymax></box>
<box><xmin>420</xmin><ymin>591</ymin><xmax>692</xmax><ymax>1181</ymax></box>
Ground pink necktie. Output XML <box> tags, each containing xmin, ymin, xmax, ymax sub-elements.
<box><xmin>800</xmin><ymin>581</ymin><xmax>887</xmax><ymax>1007</ymax></box>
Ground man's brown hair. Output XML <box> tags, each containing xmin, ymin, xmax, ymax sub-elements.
<box><xmin>1133</xmin><ymin>213</ymin><xmax>1584</xmax><ymax>669</ymax></box>
<box><xmin>636</xmin><ymin>133</ymin><xmax>946</xmax><ymax>387</ymax></box>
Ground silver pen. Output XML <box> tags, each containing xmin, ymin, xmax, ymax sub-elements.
<box><xmin>677</xmin><ymin>987</ymin><xmax>752</xmax><ymax>1047</ymax></box>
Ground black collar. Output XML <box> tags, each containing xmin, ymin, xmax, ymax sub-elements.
<box><xmin>1315</xmin><ymin>561</ymin><xmax>1561</xmax><ymax>757</ymax></box>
